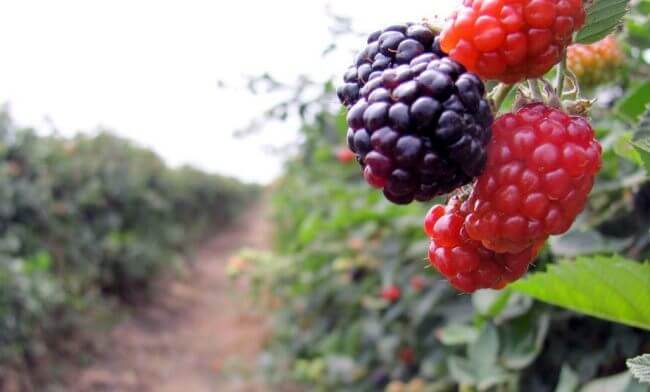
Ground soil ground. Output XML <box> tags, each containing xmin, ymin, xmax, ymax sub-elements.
<box><xmin>63</xmin><ymin>203</ymin><xmax>285</xmax><ymax>392</ymax></box>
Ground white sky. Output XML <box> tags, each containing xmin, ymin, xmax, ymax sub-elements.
<box><xmin>0</xmin><ymin>0</ymin><xmax>456</xmax><ymax>184</ymax></box>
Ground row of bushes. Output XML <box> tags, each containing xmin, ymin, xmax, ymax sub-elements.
<box><xmin>0</xmin><ymin>110</ymin><xmax>258</xmax><ymax>378</ymax></box>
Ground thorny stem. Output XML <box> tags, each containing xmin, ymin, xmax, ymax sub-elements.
<box><xmin>489</xmin><ymin>83</ymin><xmax>515</xmax><ymax>113</ymax></box>
<box><xmin>555</xmin><ymin>48</ymin><xmax>567</xmax><ymax>96</ymax></box>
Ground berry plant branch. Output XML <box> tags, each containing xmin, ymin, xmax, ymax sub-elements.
<box><xmin>488</xmin><ymin>83</ymin><xmax>515</xmax><ymax>113</ymax></box>
<box><xmin>527</xmin><ymin>79</ymin><xmax>543</xmax><ymax>101</ymax></box>
<box><xmin>555</xmin><ymin>48</ymin><xmax>568</xmax><ymax>97</ymax></box>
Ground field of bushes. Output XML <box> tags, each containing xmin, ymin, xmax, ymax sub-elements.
<box><xmin>235</xmin><ymin>1</ymin><xmax>650</xmax><ymax>390</ymax></box>
<box><xmin>0</xmin><ymin>109</ymin><xmax>257</xmax><ymax>382</ymax></box>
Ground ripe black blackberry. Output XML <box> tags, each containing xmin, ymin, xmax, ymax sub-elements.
<box><xmin>345</xmin><ymin>55</ymin><xmax>492</xmax><ymax>204</ymax></box>
<box><xmin>337</xmin><ymin>23</ymin><xmax>446</xmax><ymax>107</ymax></box>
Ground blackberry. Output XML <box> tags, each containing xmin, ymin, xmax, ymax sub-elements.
<box><xmin>337</xmin><ymin>22</ymin><xmax>446</xmax><ymax>107</ymax></box>
<box><xmin>346</xmin><ymin>56</ymin><xmax>492</xmax><ymax>204</ymax></box>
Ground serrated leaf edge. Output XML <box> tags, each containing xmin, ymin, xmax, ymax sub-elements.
<box><xmin>627</xmin><ymin>354</ymin><xmax>650</xmax><ymax>384</ymax></box>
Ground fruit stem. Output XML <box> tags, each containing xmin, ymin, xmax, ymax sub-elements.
<box><xmin>555</xmin><ymin>48</ymin><xmax>567</xmax><ymax>96</ymax></box>
<box><xmin>489</xmin><ymin>83</ymin><xmax>515</xmax><ymax>113</ymax></box>
<box><xmin>528</xmin><ymin>79</ymin><xmax>543</xmax><ymax>101</ymax></box>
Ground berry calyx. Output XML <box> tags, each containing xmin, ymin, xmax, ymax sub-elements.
<box><xmin>345</xmin><ymin>55</ymin><xmax>492</xmax><ymax>204</ymax></box>
<box><xmin>424</xmin><ymin>197</ymin><xmax>543</xmax><ymax>292</ymax></box>
<box><xmin>440</xmin><ymin>0</ymin><xmax>586</xmax><ymax>83</ymax></box>
<box><xmin>381</xmin><ymin>285</ymin><xmax>401</xmax><ymax>302</ymax></box>
<box><xmin>337</xmin><ymin>23</ymin><xmax>446</xmax><ymax>107</ymax></box>
<box><xmin>464</xmin><ymin>103</ymin><xmax>601</xmax><ymax>253</ymax></box>
<box><xmin>567</xmin><ymin>36</ymin><xmax>624</xmax><ymax>87</ymax></box>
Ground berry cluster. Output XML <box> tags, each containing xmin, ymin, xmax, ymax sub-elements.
<box><xmin>424</xmin><ymin>197</ymin><xmax>543</xmax><ymax>292</ymax></box>
<box><xmin>337</xmin><ymin>23</ymin><xmax>445</xmax><ymax>108</ymax></box>
<box><xmin>346</xmin><ymin>55</ymin><xmax>492</xmax><ymax>203</ymax></box>
<box><xmin>336</xmin><ymin>0</ymin><xmax>604</xmax><ymax>291</ymax></box>
<box><xmin>464</xmin><ymin>103</ymin><xmax>601</xmax><ymax>253</ymax></box>
<box><xmin>440</xmin><ymin>0</ymin><xmax>586</xmax><ymax>83</ymax></box>
<box><xmin>567</xmin><ymin>36</ymin><xmax>624</xmax><ymax>86</ymax></box>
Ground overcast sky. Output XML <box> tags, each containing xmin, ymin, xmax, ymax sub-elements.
<box><xmin>0</xmin><ymin>0</ymin><xmax>456</xmax><ymax>184</ymax></box>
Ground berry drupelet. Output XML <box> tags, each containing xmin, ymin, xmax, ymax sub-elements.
<box><xmin>337</xmin><ymin>23</ymin><xmax>445</xmax><ymax>108</ymax></box>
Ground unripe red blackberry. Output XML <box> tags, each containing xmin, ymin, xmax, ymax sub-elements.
<box><xmin>567</xmin><ymin>36</ymin><xmax>624</xmax><ymax>87</ymax></box>
<box><xmin>440</xmin><ymin>0</ymin><xmax>586</xmax><ymax>83</ymax></box>
<box><xmin>346</xmin><ymin>55</ymin><xmax>492</xmax><ymax>204</ymax></box>
<box><xmin>337</xmin><ymin>23</ymin><xmax>446</xmax><ymax>107</ymax></box>
<box><xmin>424</xmin><ymin>197</ymin><xmax>543</xmax><ymax>292</ymax></box>
<box><xmin>464</xmin><ymin>103</ymin><xmax>602</xmax><ymax>253</ymax></box>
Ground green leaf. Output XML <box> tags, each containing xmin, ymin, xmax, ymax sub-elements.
<box><xmin>510</xmin><ymin>255</ymin><xmax>650</xmax><ymax>330</ymax></box>
<box><xmin>473</xmin><ymin>289</ymin><xmax>533</xmax><ymax>322</ymax></box>
<box><xmin>549</xmin><ymin>229</ymin><xmax>634</xmax><ymax>257</ymax></box>
<box><xmin>631</xmin><ymin>107</ymin><xmax>650</xmax><ymax>173</ymax></box>
<box><xmin>615</xmin><ymin>132</ymin><xmax>644</xmax><ymax>166</ymax></box>
<box><xmin>627</xmin><ymin>354</ymin><xmax>650</xmax><ymax>384</ymax></box>
<box><xmin>469</xmin><ymin>322</ymin><xmax>499</xmax><ymax>365</ymax></box>
<box><xmin>576</xmin><ymin>0</ymin><xmax>631</xmax><ymax>44</ymax></box>
<box><xmin>436</xmin><ymin>324</ymin><xmax>479</xmax><ymax>346</ymax></box>
<box><xmin>580</xmin><ymin>372</ymin><xmax>644</xmax><ymax>392</ymax></box>
<box><xmin>555</xmin><ymin>364</ymin><xmax>580</xmax><ymax>392</ymax></box>
<box><xmin>616</xmin><ymin>83</ymin><xmax>650</xmax><ymax>123</ymax></box>
<box><xmin>448</xmin><ymin>356</ymin><xmax>477</xmax><ymax>384</ymax></box>
<box><xmin>632</xmin><ymin>139</ymin><xmax>650</xmax><ymax>173</ymax></box>
<box><xmin>501</xmin><ymin>314</ymin><xmax>550</xmax><ymax>370</ymax></box>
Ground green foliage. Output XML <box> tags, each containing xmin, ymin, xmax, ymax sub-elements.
<box><xmin>0</xmin><ymin>111</ymin><xmax>257</xmax><ymax>372</ymax></box>
<box><xmin>576</xmin><ymin>0</ymin><xmax>631</xmax><ymax>44</ymax></box>
<box><xmin>510</xmin><ymin>256</ymin><xmax>650</xmax><ymax>330</ymax></box>
<box><xmin>631</xmin><ymin>108</ymin><xmax>650</xmax><ymax>173</ymax></box>
<box><xmin>616</xmin><ymin>83</ymin><xmax>650</xmax><ymax>123</ymax></box>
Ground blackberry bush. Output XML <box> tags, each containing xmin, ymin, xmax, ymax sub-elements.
<box><xmin>345</xmin><ymin>55</ymin><xmax>492</xmax><ymax>204</ymax></box>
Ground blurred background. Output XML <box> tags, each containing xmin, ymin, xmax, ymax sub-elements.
<box><xmin>0</xmin><ymin>0</ymin><xmax>649</xmax><ymax>391</ymax></box>
<box><xmin>0</xmin><ymin>0</ymin><xmax>457</xmax><ymax>184</ymax></box>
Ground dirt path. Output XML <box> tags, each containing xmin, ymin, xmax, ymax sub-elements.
<box><xmin>71</xmin><ymin>203</ymin><xmax>276</xmax><ymax>392</ymax></box>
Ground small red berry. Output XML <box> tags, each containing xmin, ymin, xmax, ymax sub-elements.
<box><xmin>336</xmin><ymin>146</ymin><xmax>356</xmax><ymax>163</ymax></box>
<box><xmin>398</xmin><ymin>347</ymin><xmax>415</xmax><ymax>364</ymax></box>
<box><xmin>381</xmin><ymin>285</ymin><xmax>401</xmax><ymax>302</ymax></box>
<box><xmin>425</xmin><ymin>197</ymin><xmax>543</xmax><ymax>292</ymax></box>
<box><xmin>464</xmin><ymin>104</ymin><xmax>601</xmax><ymax>253</ymax></box>
<box><xmin>410</xmin><ymin>275</ymin><xmax>427</xmax><ymax>292</ymax></box>
<box><xmin>567</xmin><ymin>36</ymin><xmax>624</xmax><ymax>86</ymax></box>
<box><xmin>440</xmin><ymin>0</ymin><xmax>586</xmax><ymax>83</ymax></box>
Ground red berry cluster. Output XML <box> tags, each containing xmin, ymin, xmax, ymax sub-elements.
<box><xmin>465</xmin><ymin>103</ymin><xmax>601</xmax><ymax>253</ymax></box>
<box><xmin>424</xmin><ymin>104</ymin><xmax>601</xmax><ymax>292</ymax></box>
<box><xmin>440</xmin><ymin>0</ymin><xmax>586</xmax><ymax>83</ymax></box>
<box><xmin>335</xmin><ymin>0</ymin><xmax>603</xmax><ymax>292</ymax></box>
<box><xmin>425</xmin><ymin>197</ymin><xmax>544</xmax><ymax>292</ymax></box>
